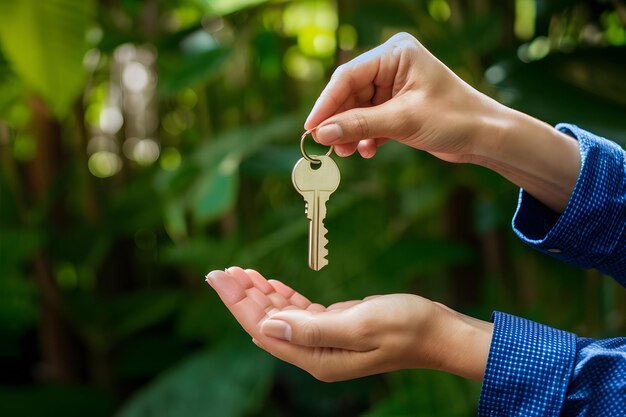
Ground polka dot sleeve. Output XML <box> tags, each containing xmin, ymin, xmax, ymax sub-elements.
<box><xmin>477</xmin><ymin>312</ymin><xmax>577</xmax><ymax>416</ymax></box>
<box><xmin>512</xmin><ymin>123</ymin><xmax>626</xmax><ymax>287</ymax></box>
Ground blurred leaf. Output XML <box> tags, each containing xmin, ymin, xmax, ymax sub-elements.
<box><xmin>191</xmin><ymin>161</ymin><xmax>238</xmax><ymax>225</ymax></box>
<box><xmin>492</xmin><ymin>47</ymin><xmax>626</xmax><ymax>143</ymax></box>
<box><xmin>350</xmin><ymin>2</ymin><xmax>415</xmax><ymax>46</ymax></box>
<box><xmin>0</xmin><ymin>384</ymin><xmax>114</xmax><ymax>417</ymax></box>
<box><xmin>379</xmin><ymin>238</ymin><xmax>475</xmax><ymax>273</ymax></box>
<box><xmin>118</xmin><ymin>335</ymin><xmax>189</xmax><ymax>378</ymax></box>
<box><xmin>365</xmin><ymin>370</ymin><xmax>480</xmax><ymax>417</ymax></box>
<box><xmin>0</xmin><ymin>51</ymin><xmax>24</xmax><ymax>118</ymax></box>
<box><xmin>159</xmin><ymin>45</ymin><xmax>231</xmax><ymax>95</ymax></box>
<box><xmin>240</xmin><ymin>145</ymin><xmax>301</xmax><ymax>175</ymax></box>
<box><xmin>196</xmin><ymin>0</ymin><xmax>269</xmax><ymax>16</ymax></box>
<box><xmin>269</xmin><ymin>362</ymin><xmax>376</xmax><ymax>417</ymax></box>
<box><xmin>109</xmin><ymin>290</ymin><xmax>182</xmax><ymax>342</ymax></box>
<box><xmin>155</xmin><ymin>112</ymin><xmax>303</xmax><ymax>231</ymax></box>
<box><xmin>0</xmin><ymin>274</ymin><xmax>36</xmax><ymax>336</ymax></box>
<box><xmin>164</xmin><ymin>201</ymin><xmax>188</xmax><ymax>243</ymax></box>
<box><xmin>429</xmin><ymin>13</ymin><xmax>503</xmax><ymax>65</ymax></box>
<box><xmin>161</xmin><ymin>237</ymin><xmax>238</xmax><ymax>273</ymax></box>
<box><xmin>118</xmin><ymin>345</ymin><xmax>274</xmax><ymax>417</ymax></box>
<box><xmin>0</xmin><ymin>228</ymin><xmax>43</xmax><ymax>276</ymax></box>
<box><xmin>0</xmin><ymin>0</ymin><xmax>94</xmax><ymax>118</ymax></box>
<box><xmin>69</xmin><ymin>290</ymin><xmax>182</xmax><ymax>350</ymax></box>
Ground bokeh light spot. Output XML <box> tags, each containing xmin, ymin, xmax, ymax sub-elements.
<box><xmin>56</xmin><ymin>262</ymin><xmax>78</xmax><ymax>289</ymax></box>
<box><xmin>123</xmin><ymin>62</ymin><xmax>150</xmax><ymax>92</ymax></box>
<box><xmin>338</xmin><ymin>24</ymin><xmax>357</xmax><ymax>50</ymax></box>
<box><xmin>527</xmin><ymin>36</ymin><xmax>550</xmax><ymax>60</ymax></box>
<box><xmin>133</xmin><ymin>138</ymin><xmax>160</xmax><ymax>166</ymax></box>
<box><xmin>177</xmin><ymin>88</ymin><xmax>198</xmax><ymax>109</ymax></box>
<box><xmin>160</xmin><ymin>147</ymin><xmax>181</xmax><ymax>171</ymax></box>
<box><xmin>485</xmin><ymin>65</ymin><xmax>506</xmax><ymax>84</ymax></box>
<box><xmin>283</xmin><ymin>1</ymin><xmax>337</xmax><ymax>35</ymax></box>
<box><xmin>88</xmin><ymin>151</ymin><xmax>122</xmax><ymax>178</ymax></box>
<box><xmin>298</xmin><ymin>27</ymin><xmax>336</xmax><ymax>57</ymax></box>
<box><xmin>603</xmin><ymin>12</ymin><xmax>626</xmax><ymax>45</ymax></box>
<box><xmin>163</xmin><ymin>109</ymin><xmax>194</xmax><ymax>135</ymax></box>
<box><xmin>515</xmin><ymin>0</ymin><xmax>536</xmax><ymax>40</ymax></box>
<box><xmin>428</xmin><ymin>0</ymin><xmax>451</xmax><ymax>22</ymax></box>
<box><xmin>99</xmin><ymin>107</ymin><xmax>124</xmax><ymax>134</ymax></box>
<box><xmin>283</xmin><ymin>46</ymin><xmax>324</xmax><ymax>80</ymax></box>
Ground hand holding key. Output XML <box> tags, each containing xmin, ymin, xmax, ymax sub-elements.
<box><xmin>305</xmin><ymin>32</ymin><xmax>508</xmax><ymax>162</ymax></box>
<box><xmin>307</xmin><ymin>31</ymin><xmax>580</xmax><ymax>213</ymax></box>
<box><xmin>206</xmin><ymin>268</ymin><xmax>492</xmax><ymax>382</ymax></box>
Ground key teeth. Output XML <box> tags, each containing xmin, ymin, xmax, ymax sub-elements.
<box><xmin>319</xmin><ymin>224</ymin><xmax>329</xmax><ymax>264</ymax></box>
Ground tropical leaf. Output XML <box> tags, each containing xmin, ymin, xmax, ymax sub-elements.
<box><xmin>0</xmin><ymin>0</ymin><xmax>94</xmax><ymax>118</ymax></box>
<box><xmin>117</xmin><ymin>345</ymin><xmax>274</xmax><ymax>417</ymax></box>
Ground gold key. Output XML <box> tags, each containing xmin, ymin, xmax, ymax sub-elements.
<box><xmin>292</xmin><ymin>132</ymin><xmax>341</xmax><ymax>271</ymax></box>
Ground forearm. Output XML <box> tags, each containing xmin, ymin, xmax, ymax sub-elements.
<box><xmin>470</xmin><ymin>107</ymin><xmax>581</xmax><ymax>213</ymax></box>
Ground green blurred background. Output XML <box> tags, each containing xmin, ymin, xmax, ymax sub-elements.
<box><xmin>0</xmin><ymin>0</ymin><xmax>625</xmax><ymax>415</ymax></box>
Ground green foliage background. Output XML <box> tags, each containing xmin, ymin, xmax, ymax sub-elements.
<box><xmin>0</xmin><ymin>0</ymin><xmax>625</xmax><ymax>416</ymax></box>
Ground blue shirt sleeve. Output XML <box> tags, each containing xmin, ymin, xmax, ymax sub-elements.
<box><xmin>512</xmin><ymin>123</ymin><xmax>626</xmax><ymax>286</ymax></box>
<box><xmin>478</xmin><ymin>312</ymin><xmax>626</xmax><ymax>416</ymax></box>
<box><xmin>479</xmin><ymin>124</ymin><xmax>626</xmax><ymax>415</ymax></box>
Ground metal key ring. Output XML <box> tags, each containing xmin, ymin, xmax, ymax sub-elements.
<box><xmin>300</xmin><ymin>129</ymin><xmax>333</xmax><ymax>164</ymax></box>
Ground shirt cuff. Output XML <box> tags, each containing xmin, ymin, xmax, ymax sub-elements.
<box><xmin>478</xmin><ymin>312</ymin><xmax>577</xmax><ymax>417</ymax></box>
<box><xmin>512</xmin><ymin>123</ymin><xmax>626</xmax><ymax>270</ymax></box>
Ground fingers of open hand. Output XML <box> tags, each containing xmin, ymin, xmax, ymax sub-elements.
<box><xmin>206</xmin><ymin>270</ymin><xmax>266</xmax><ymax>336</ymax></box>
<box><xmin>266</xmin><ymin>278</ymin><xmax>312</xmax><ymax>309</ymax></box>
<box><xmin>207</xmin><ymin>268</ymin><xmax>308</xmax><ymax>336</ymax></box>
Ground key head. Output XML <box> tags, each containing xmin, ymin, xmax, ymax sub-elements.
<box><xmin>292</xmin><ymin>155</ymin><xmax>340</xmax><ymax>194</ymax></box>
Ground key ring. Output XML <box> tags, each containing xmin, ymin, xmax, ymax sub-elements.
<box><xmin>300</xmin><ymin>129</ymin><xmax>333</xmax><ymax>164</ymax></box>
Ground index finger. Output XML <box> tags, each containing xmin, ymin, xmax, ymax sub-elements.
<box><xmin>304</xmin><ymin>46</ymin><xmax>385</xmax><ymax>131</ymax></box>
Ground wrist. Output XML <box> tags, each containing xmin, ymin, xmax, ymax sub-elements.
<box><xmin>429</xmin><ymin>304</ymin><xmax>493</xmax><ymax>381</ymax></box>
<box><xmin>467</xmin><ymin>106</ymin><xmax>580</xmax><ymax>213</ymax></box>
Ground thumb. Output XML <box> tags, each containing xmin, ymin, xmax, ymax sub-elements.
<box><xmin>261</xmin><ymin>310</ymin><xmax>369</xmax><ymax>350</ymax></box>
<box><xmin>313</xmin><ymin>101</ymin><xmax>405</xmax><ymax>146</ymax></box>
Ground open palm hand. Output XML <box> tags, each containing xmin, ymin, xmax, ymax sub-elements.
<box><xmin>206</xmin><ymin>267</ymin><xmax>451</xmax><ymax>382</ymax></box>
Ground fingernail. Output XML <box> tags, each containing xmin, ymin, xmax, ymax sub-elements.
<box><xmin>316</xmin><ymin>124</ymin><xmax>342</xmax><ymax>144</ymax></box>
<box><xmin>205</xmin><ymin>270</ymin><xmax>220</xmax><ymax>286</ymax></box>
<box><xmin>262</xmin><ymin>320</ymin><xmax>292</xmax><ymax>341</ymax></box>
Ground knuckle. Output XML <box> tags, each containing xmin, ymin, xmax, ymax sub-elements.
<box><xmin>331</xmin><ymin>63</ymin><xmax>348</xmax><ymax>79</ymax></box>
<box><xmin>392</xmin><ymin>31</ymin><xmax>411</xmax><ymax>40</ymax></box>
<box><xmin>301</xmin><ymin>322</ymin><xmax>322</xmax><ymax>346</ymax></box>
<box><xmin>390</xmin><ymin>32</ymin><xmax>421</xmax><ymax>53</ymax></box>
<box><xmin>352</xmin><ymin>112</ymin><xmax>370</xmax><ymax>139</ymax></box>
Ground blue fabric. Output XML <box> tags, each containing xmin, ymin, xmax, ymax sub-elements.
<box><xmin>478</xmin><ymin>124</ymin><xmax>626</xmax><ymax>416</ymax></box>
<box><xmin>512</xmin><ymin>123</ymin><xmax>626</xmax><ymax>286</ymax></box>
